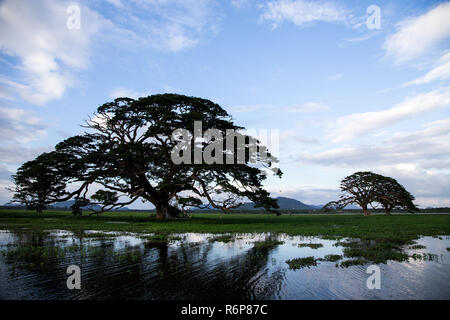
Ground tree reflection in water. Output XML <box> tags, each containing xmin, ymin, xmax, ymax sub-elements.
<box><xmin>0</xmin><ymin>231</ymin><xmax>285</xmax><ymax>299</ymax></box>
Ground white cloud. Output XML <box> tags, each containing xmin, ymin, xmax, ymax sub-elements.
<box><xmin>324</xmin><ymin>73</ymin><xmax>343</xmax><ymax>81</ymax></box>
<box><xmin>0</xmin><ymin>0</ymin><xmax>106</xmax><ymax>105</ymax></box>
<box><xmin>0</xmin><ymin>105</ymin><xmax>49</xmax><ymax>177</ymax></box>
<box><xmin>0</xmin><ymin>107</ymin><xmax>47</xmax><ymax>144</ymax></box>
<box><xmin>279</xmin><ymin>130</ymin><xmax>319</xmax><ymax>146</ymax></box>
<box><xmin>0</xmin><ymin>0</ymin><xmax>219</xmax><ymax>106</ymax></box>
<box><xmin>231</xmin><ymin>0</ymin><xmax>251</xmax><ymax>9</ymax></box>
<box><xmin>284</xmin><ymin>102</ymin><xmax>329</xmax><ymax>113</ymax></box>
<box><xmin>228</xmin><ymin>102</ymin><xmax>329</xmax><ymax>114</ymax></box>
<box><xmin>342</xmin><ymin>34</ymin><xmax>373</xmax><ymax>43</ymax></box>
<box><xmin>384</xmin><ymin>2</ymin><xmax>450</xmax><ymax>63</ymax></box>
<box><xmin>328</xmin><ymin>88</ymin><xmax>450</xmax><ymax>142</ymax></box>
<box><xmin>404</xmin><ymin>52</ymin><xmax>450</xmax><ymax>86</ymax></box>
<box><xmin>376</xmin><ymin>164</ymin><xmax>450</xmax><ymax>207</ymax></box>
<box><xmin>110</xmin><ymin>0</ymin><xmax>221</xmax><ymax>52</ymax></box>
<box><xmin>301</xmin><ymin>118</ymin><xmax>450</xmax><ymax>168</ymax></box>
<box><xmin>105</xmin><ymin>0</ymin><xmax>124</xmax><ymax>8</ymax></box>
<box><xmin>299</xmin><ymin>117</ymin><xmax>450</xmax><ymax>207</ymax></box>
<box><xmin>260</xmin><ymin>0</ymin><xmax>348</xmax><ymax>29</ymax></box>
<box><xmin>0</xmin><ymin>164</ymin><xmax>13</xmax><ymax>181</ymax></box>
<box><xmin>228</xmin><ymin>105</ymin><xmax>263</xmax><ymax>113</ymax></box>
<box><xmin>109</xmin><ymin>87</ymin><xmax>150</xmax><ymax>99</ymax></box>
<box><xmin>0</xmin><ymin>145</ymin><xmax>49</xmax><ymax>165</ymax></box>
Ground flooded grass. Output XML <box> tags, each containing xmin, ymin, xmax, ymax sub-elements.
<box><xmin>1</xmin><ymin>245</ymin><xmax>81</xmax><ymax>261</ymax></box>
<box><xmin>319</xmin><ymin>254</ymin><xmax>343</xmax><ymax>262</ymax></box>
<box><xmin>139</xmin><ymin>233</ymin><xmax>184</xmax><ymax>244</ymax></box>
<box><xmin>254</xmin><ymin>240</ymin><xmax>284</xmax><ymax>248</ymax></box>
<box><xmin>0</xmin><ymin>210</ymin><xmax>448</xmax><ymax>241</ymax></box>
<box><xmin>298</xmin><ymin>243</ymin><xmax>323</xmax><ymax>249</ymax></box>
<box><xmin>208</xmin><ymin>234</ymin><xmax>234</xmax><ymax>243</ymax></box>
<box><xmin>339</xmin><ymin>259</ymin><xmax>367</xmax><ymax>268</ymax></box>
<box><xmin>335</xmin><ymin>238</ymin><xmax>412</xmax><ymax>264</ymax></box>
<box><xmin>0</xmin><ymin>230</ymin><xmax>449</xmax><ymax>299</ymax></box>
<box><xmin>410</xmin><ymin>253</ymin><xmax>439</xmax><ymax>261</ymax></box>
<box><xmin>285</xmin><ymin>256</ymin><xmax>318</xmax><ymax>270</ymax></box>
<box><xmin>409</xmin><ymin>244</ymin><xmax>426</xmax><ymax>249</ymax></box>
<box><xmin>0</xmin><ymin>242</ymin><xmax>144</xmax><ymax>268</ymax></box>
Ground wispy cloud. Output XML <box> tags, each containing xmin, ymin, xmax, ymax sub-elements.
<box><xmin>404</xmin><ymin>52</ymin><xmax>450</xmax><ymax>86</ymax></box>
<box><xmin>0</xmin><ymin>0</ymin><xmax>106</xmax><ymax>105</ymax></box>
<box><xmin>0</xmin><ymin>0</ymin><xmax>221</xmax><ymax>106</ymax></box>
<box><xmin>0</xmin><ymin>106</ymin><xmax>49</xmax><ymax>168</ymax></box>
<box><xmin>259</xmin><ymin>0</ymin><xmax>348</xmax><ymax>29</ymax></box>
<box><xmin>227</xmin><ymin>105</ymin><xmax>263</xmax><ymax>113</ymax></box>
<box><xmin>302</xmin><ymin>118</ymin><xmax>450</xmax><ymax>168</ymax></box>
<box><xmin>0</xmin><ymin>106</ymin><xmax>47</xmax><ymax>144</ymax></box>
<box><xmin>109</xmin><ymin>87</ymin><xmax>150</xmax><ymax>99</ymax></box>
<box><xmin>328</xmin><ymin>88</ymin><xmax>450</xmax><ymax>142</ymax></box>
<box><xmin>299</xmin><ymin>118</ymin><xmax>450</xmax><ymax>207</ymax></box>
<box><xmin>284</xmin><ymin>102</ymin><xmax>329</xmax><ymax>113</ymax></box>
<box><xmin>324</xmin><ymin>73</ymin><xmax>343</xmax><ymax>81</ymax></box>
<box><xmin>107</xmin><ymin>0</ymin><xmax>221</xmax><ymax>52</ymax></box>
<box><xmin>384</xmin><ymin>2</ymin><xmax>450</xmax><ymax>63</ymax></box>
<box><xmin>230</xmin><ymin>0</ymin><xmax>251</xmax><ymax>9</ymax></box>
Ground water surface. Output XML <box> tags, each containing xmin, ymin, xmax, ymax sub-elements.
<box><xmin>0</xmin><ymin>230</ymin><xmax>448</xmax><ymax>300</ymax></box>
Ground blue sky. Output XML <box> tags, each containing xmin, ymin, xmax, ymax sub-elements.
<box><xmin>0</xmin><ymin>0</ymin><xmax>449</xmax><ymax>208</ymax></box>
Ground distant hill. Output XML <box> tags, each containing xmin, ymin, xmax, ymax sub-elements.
<box><xmin>186</xmin><ymin>197</ymin><xmax>317</xmax><ymax>211</ymax></box>
<box><xmin>3</xmin><ymin>196</ymin><xmax>354</xmax><ymax>211</ymax></box>
<box><xmin>49</xmin><ymin>200</ymin><xmax>129</xmax><ymax>211</ymax></box>
<box><xmin>344</xmin><ymin>204</ymin><xmax>361</xmax><ymax>209</ymax></box>
<box><xmin>191</xmin><ymin>196</ymin><xmax>316</xmax><ymax>211</ymax></box>
<box><xmin>49</xmin><ymin>200</ymin><xmax>102</xmax><ymax>211</ymax></box>
<box><xmin>237</xmin><ymin>197</ymin><xmax>315</xmax><ymax>210</ymax></box>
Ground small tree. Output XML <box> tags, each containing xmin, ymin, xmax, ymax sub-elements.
<box><xmin>335</xmin><ymin>171</ymin><xmax>417</xmax><ymax>216</ymax></box>
<box><xmin>323</xmin><ymin>201</ymin><xmax>343</xmax><ymax>212</ymax></box>
<box><xmin>71</xmin><ymin>197</ymin><xmax>91</xmax><ymax>216</ymax></box>
<box><xmin>338</xmin><ymin>171</ymin><xmax>386</xmax><ymax>216</ymax></box>
<box><xmin>8</xmin><ymin>152</ymin><xmax>69</xmax><ymax>213</ymax></box>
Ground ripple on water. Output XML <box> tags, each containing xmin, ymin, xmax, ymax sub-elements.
<box><xmin>0</xmin><ymin>230</ymin><xmax>449</xmax><ymax>299</ymax></box>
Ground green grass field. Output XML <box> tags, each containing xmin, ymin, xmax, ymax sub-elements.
<box><xmin>0</xmin><ymin>209</ymin><xmax>449</xmax><ymax>241</ymax></box>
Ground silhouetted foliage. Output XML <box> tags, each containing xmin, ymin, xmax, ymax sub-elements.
<box><xmin>10</xmin><ymin>94</ymin><xmax>282</xmax><ymax>218</ymax></box>
<box><xmin>373</xmin><ymin>176</ymin><xmax>418</xmax><ymax>215</ymax></box>
<box><xmin>8</xmin><ymin>152</ymin><xmax>69</xmax><ymax>213</ymax></box>
<box><xmin>334</xmin><ymin>171</ymin><xmax>417</xmax><ymax>216</ymax></box>
<box><xmin>70</xmin><ymin>197</ymin><xmax>91</xmax><ymax>216</ymax></box>
<box><xmin>323</xmin><ymin>201</ymin><xmax>343</xmax><ymax>212</ymax></box>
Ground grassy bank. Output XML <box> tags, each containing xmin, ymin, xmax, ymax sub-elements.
<box><xmin>0</xmin><ymin>209</ymin><xmax>449</xmax><ymax>240</ymax></box>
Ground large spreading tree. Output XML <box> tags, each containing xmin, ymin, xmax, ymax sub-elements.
<box><xmin>10</xmin><ymin>94</ymin><xmax>282</xmax><ymax>218</ymax></box>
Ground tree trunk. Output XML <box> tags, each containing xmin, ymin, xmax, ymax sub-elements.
<box><xmin>385</xmin><ymin>207</ymin><xmax>391</xmax><ymax>215</ymax></box>
<box><xmin>362</xmin><ymin>205</ymin><xmax>371</xmax><ymax>216</ymax></box>
<box><xmin>155</xmin><ymin>202</ymin><xmax>181</xmax><ymax>219</ymax></box>
<box><xmin>36</xmin><ymin>204</ymin><xmax>44</xmax><ymax>214</ymax></box>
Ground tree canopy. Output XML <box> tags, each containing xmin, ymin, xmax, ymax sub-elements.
<box><xmin>8</xmin><ymin>152</ymin><xmax>70</xmax><ymax>213</ymax></box>
<box><xmin>333</xmin><ymin>171</ymin><xmax>417</xmax><ymax>216</ymax></box>
<box><xmin>10</xmin><ymin>94</ymin><xmax>282</xmax><ymax>218</ymax></box>
<box><xmin>372</xmin><ymin>176</ymin><xmax>417</xmax><ymax>215</ymax></box>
